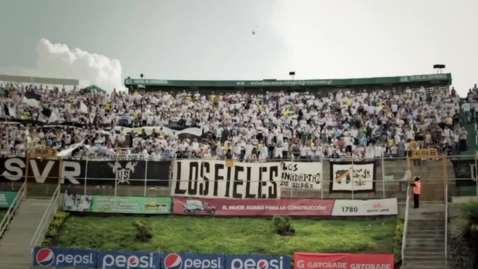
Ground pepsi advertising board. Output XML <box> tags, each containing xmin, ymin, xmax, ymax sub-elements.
<box><xmin>225</xmin><ymin>255</ymin><xmax>291</xmax><ymax>269</ymax></box>
<box><xmin>162</xmin><ymin>253</ymin><xmax>225</xmax><ymax>269</ymax></box>
<box><xmin>97</xmin><ymin>250</ymin><xmax>160</xmax><ymax>269</ymax></box>
<box><xmin>33</xmin><ymin>247</ymin><xmax>96</xmax><ymax>268</ymax></box>
<box><xmin>31</xmin><ymin>247</ymin><xmax>290</xmax><ymax>269</ymax></box>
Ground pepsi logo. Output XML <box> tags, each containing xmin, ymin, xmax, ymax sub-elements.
<box><xmin>35</xmin><ymin>248</ymin><xmax>55</xmax><ymax>267</ymax></box>
<box><xmin>128</xmin><ymin>256</ymin><xmax>139</xmax><ymax>266</ymax></box>
<box><xmin>164</xmin><ymin>253</ymin><xmax>183</xmax><ymax>269</ymax></box>
<box><xmin>257</xmin><ymin>260</ymin><xmax>268</xmax><ymax>269</ymax></box>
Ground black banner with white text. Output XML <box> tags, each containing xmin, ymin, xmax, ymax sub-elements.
<box><xmin>451</xmin><ymin>159</ymin><xmax>477</xmax><ymax>187</ymax></box>
<box><xmin>0</xmin><ymin>157</ymin><xmax>170</xmax><ymax>187</ymax></box>
<box><xmin>172</xmin><ymin>160</ymin><xmax>281</xmax><ymax>199</ymax></box>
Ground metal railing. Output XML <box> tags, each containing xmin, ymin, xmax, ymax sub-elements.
<box><xmin>445</xmin><ymin>184</ymin><xmax>449</xmax><ymax>269</ymax></box>
<box><xmin>0</xmin><ymin>154</ymin><xmax>461</xmax><ymax>202</ymax></box>
<box><xmin>30</xmin><ymin>185</ymin><xmax>61</xmax><ymax>249</ymax></box>
<box><xmin>0</xmin><ymin>182</ymin><xmax>25</xmax><ymax>238</ymax></box>
<box><xmin>401</xmin><ymin>183</ymin><xmax>411</xmax><ymax>265</ymax></box>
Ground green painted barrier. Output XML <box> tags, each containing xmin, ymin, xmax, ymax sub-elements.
<box><xmin>0</xmin><ymin>191</ymin><xmax>17</xmax><ymax>208</ymax></box>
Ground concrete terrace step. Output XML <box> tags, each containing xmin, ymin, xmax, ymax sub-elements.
<box><xmin>405</xmin><ymin>234</ymin><xmax>445</xmax><ymax>239</ymax></box>
<box><xmin>405</xmin><ymin>247</ymin><xmax>445</xmax><ymax>252</ymax></box>
<box><xmin>408</xmin><ymin>222</ymin><xmax>446</xmax><ymax>229</ymax></box>
<box><xmin>0</xmin><ymin>261</ymin><xmax>32</xmax><ymax>269</ymax></box>
<box><xmin>404</xmin><ymin>256</ymin><xmax>446</xmax><ymax>263</ymax></box>
<box><xmin>403</xmin><ymin>251</ymin><xmax>446</xmax><ymax>258</ymax></box>
<box><xmin>406</xmin><ymin>242</ymin><xmax>445</xmax><ymax>248</ymax></box>
<box><xmin>406</xmin><ymin>240</ymin><xmax>445</xmax><ymax>249</ymax></box>
<box><xmin>407</xmin><ymin>229</ymin><xmax>445</xmax><ymax>234</ymax></box>
<box><xmin>402</xmin><ymin>260</ymin><xmax>448</xmax><ymax>267</ymax></box>
<box><xmin>0</xmin><ymin>198</ymin><xmax>53</xmax><ymax>269</ymax></box>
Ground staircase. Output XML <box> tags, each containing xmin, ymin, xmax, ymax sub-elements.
<box><xmin>0</xmin><ymin>199</ymin><xmax>51</xmax><ymax>269</ymax></box>
<box><xmin>462</xmin><ymin>120</ymin><xmax>476</xmax><ymax>155</ymax></box>
<box><xmin>402</xmin><ymin>204</ymin><xmax>446</xmax><ymax>269</ymax></box>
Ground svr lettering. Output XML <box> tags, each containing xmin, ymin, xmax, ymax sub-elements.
<box><xmin>2</xmin><ymin>158</ymin><xmax>81</xmax><ymax>184</ymax></box>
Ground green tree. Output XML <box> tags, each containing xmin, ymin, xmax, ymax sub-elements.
<box><xmin>461</xmin><ymin>199</ymin><xmax>478</xmax><ymax>268</ymax></box>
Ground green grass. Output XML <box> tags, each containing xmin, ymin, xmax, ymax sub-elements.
<box><xmin>56</xmin><ymin>215</ymin><xmax>396</xmax><ymax>255</ymax></box>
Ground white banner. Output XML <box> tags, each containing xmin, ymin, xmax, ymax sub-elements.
<box><xmin>330</xmin><ymin>161</ymin><xmax>376</xmax><ymax>192</ymax></box>
<box><xmin>172</xmin><ymin>160</ymin><xmax>281</xmax><ymax>199</ymax></box>
<box><xmin>281</xmin><ymin>162</ymin><xmax>322</xmax><ymax>190</ymax></box>
<box><xmin>331</xmin><ymin>198</ymin><xmax>398</xmax><ymax>216</ymax></box>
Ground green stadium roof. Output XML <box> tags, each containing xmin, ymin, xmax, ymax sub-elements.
<box><xmin>124</xmin><ymin>73</ymin><xmax>452</xmax><ymax>88</ymax></box>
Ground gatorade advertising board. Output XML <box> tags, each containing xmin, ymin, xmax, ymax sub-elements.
<box><xmin>294</xmin><ymin>252</ymin><xmax>394</xmax><ymax>269</ymax></box>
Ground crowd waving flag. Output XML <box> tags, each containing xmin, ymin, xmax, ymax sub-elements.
<box><xmin>22</xmin><ymin>91</ymin><xmax>42</xmax><ymax>108</ymax></box>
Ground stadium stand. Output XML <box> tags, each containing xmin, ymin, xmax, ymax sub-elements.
<box><xmin>0</xmin><ymin>72</ymin><xmax>470</xmax><ymax>160</ymax></box>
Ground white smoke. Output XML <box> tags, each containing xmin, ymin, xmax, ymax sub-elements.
<box><xmin>35</xmin><ymin>38</ymin><xmax>124</xmax><ymax>93</ymax></box>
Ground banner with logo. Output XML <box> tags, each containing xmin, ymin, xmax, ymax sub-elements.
<box><xmin>173</xmin><ymin>198</ymin><xmax>334</xmax><ymax>216</ymax></box>
<box><xmin>0</xmin><ymin>191</ymin><xmax>17</xmax><ymax>208</ymax></box>
<box><xmin>97</xmin><ymin>250</ymin><xmax>160</xmax><ymax>269</ymax></box>
<box><xmin>451</xmin><ymin>159</ymin><xmax>477</xmax><ymax>187</ymax></box>
<box><xmin>162</xmin><ymin>253</ymin><xmax>225</xmax><ymax>269</ymax></box>
<box><xmin>329</xmin><ymin>161</ymin><xmax>376</xmax><ymax>193</ymax></box>
<box><xmin>33</xmin><ymin>247</ymin><xmax>97</xmax><ymax>268</ymax></box>
<box><xmin>281</xmin><ymin>162</ymin><xmax>322</xmax><ymax>190</ymax></box>
<box><xmin>226</xmin><ymin>254</ymin><xmax>291</xmax><ymax>269</ymax></box>
<box><xmin>172</xmin><ymin>160</ymin><xmax>281</xmax><ymax>199</ymax></box>
<box><xmin>331</xmin><ymin>198</ymin><xmax>398</xmax><ymax>216</ymax></box>
<box><xmin>0</xmin><ymin>157</ymin><xmax>170</xmax><ymax>187</ymax></box>
<box><xmin>294</xmin><ymin>252</ymin><xmax>394</xmax><ymax>269</ymax></box>
<box><xmin>63</xmin><ymin>194</ymin><xmax>172</xmax><ymax>214</ymax></box>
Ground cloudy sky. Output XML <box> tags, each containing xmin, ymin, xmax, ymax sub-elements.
<box><xmin>0</xmin><ymin>0</ymin><xmax>476</xmax><ymax>95</ymax></box>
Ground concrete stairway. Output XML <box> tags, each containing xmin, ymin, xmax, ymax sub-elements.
<box><xmin>0</xmin><ymin>199</ymin><xmax>51</xmax><ymax>269</ymax></box>
<box><xmin>402</xmin><ymin>204</ymin><xmax>447</xmax><ymax>269</ymax></box>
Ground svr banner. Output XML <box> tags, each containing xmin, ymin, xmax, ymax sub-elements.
<box><xmin>172</xmin><ymin>160</ymin><xmax>281</xmax><ymax>199</ymax></box>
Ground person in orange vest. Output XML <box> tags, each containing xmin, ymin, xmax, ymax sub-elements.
<box><xmin>410</xmin><ymin>176</ymin><xmax>421</xmax><ymax>208</ymax></box>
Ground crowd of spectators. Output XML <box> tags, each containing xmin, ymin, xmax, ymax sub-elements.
<box><xmin>0</xmin><ymin>82</ymin><xmax>473</xmax><ymax>161</ymax></box>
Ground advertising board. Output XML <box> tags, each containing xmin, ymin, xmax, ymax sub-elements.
<box><xmin>294</xmin><ymin>252</ymin><xmax>394</xmax><ymax>269</ymax></box>
<box><xmin>173</xmin><ymin>198</ymin><xmax>334</xmax><ymax>216</ymax></box>
<box><xmin>63</xmin><ymin>194</ymin><xmax>172</xmax><ymax>214</ymax></box>
<box><xmin>162</xmin><ymin>253</ymin><xmax>225</xmax><ymax>269</ymax></box>
<box><xmin>331</xmin><ymin>198</ymin><xmax>398</xmax><ymax>216</ymax></box>
<box><xmin>32</xmin><ymin>247</ymin><xmax>97</xmax><ymax>268</ymax></box>
<box><xmin>226</xmin><ymin>255</ymin><xmax>291</xmax><ymax>269</ymax></box>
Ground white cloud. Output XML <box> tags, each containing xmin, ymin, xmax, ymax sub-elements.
<box><xmin>0</xmin><ymin>39</ymin><xmax>125</xmax><ymax>93</ymax></box>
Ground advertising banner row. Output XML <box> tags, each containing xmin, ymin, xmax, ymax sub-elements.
<box><xmin>33</xmin><ymin>247</ymin><xmax>290</xmax><ymax>269</ymax></box>
<box><xmin>294</xmin><ymin>252</ymin><xmax>394</xmax><ymax>269</ymax></box>
<box><xmin>0</xmin><ymin>157</ymin><xmax>378</xmax><ymax>199</ymax></box>
<box><xmin>64</xmin><ymin>194</ymin><xmax>398</xmax><ymax>217</ymax></box>
<box><xmin>33</xmin><ymin>247</ymin><xmax>395</xmax><ymax>269</ymax></box>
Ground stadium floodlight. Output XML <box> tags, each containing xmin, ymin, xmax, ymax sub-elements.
<box><xmin>433</xmin><ymin>64</ymin><xmax>446</xmax><ymax>74</ymax></box>
<box><xmin>140</xmin><ymin>73</ymin><xmax>144</xmax><ymax>78</ymax></box>
<box><xmin>289</xmin><ymin>71</ymin><xmax>295</xmax><ymax>81</ymax></box>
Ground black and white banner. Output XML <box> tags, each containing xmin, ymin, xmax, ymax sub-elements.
<box><xmin>0</xmin><ymin>157</ymin><xmax>170</xmax><ymax>187</ymax></box>
<box><xmin>281</xmin><ymin>162</ymin><xmax>322</xmax><ymax>190</ymax></box>
<box><xmin>329</xmin><ymin>161</ymin><xmax>376</xmax><ymax>193</ymax></box>
<box><xmin>172</xmin><ymin>160</ymin><xmax>281</xmax><ymax>199</ymax></box>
